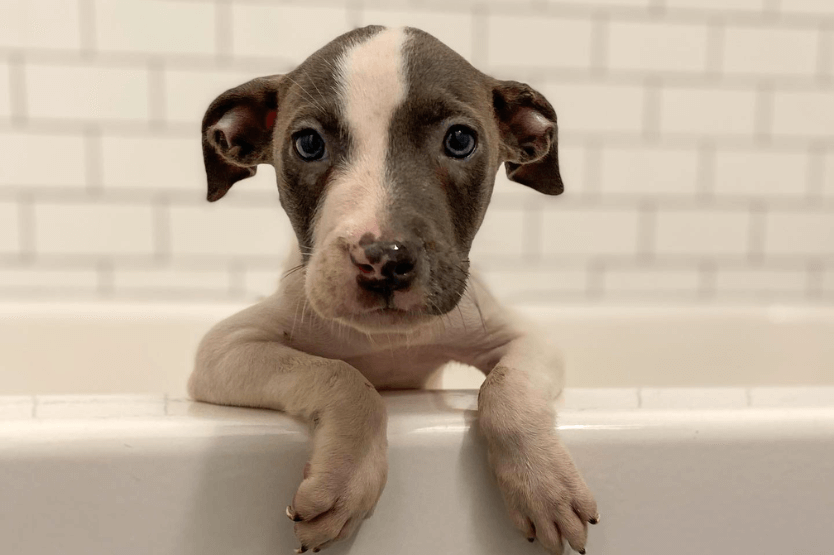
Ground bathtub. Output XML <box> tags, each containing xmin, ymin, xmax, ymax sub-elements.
<box><xmin>1</xmin><ymin>302</ymin><xmax>833</xmax><ymax>554</ymax></box>
<box><xmin>1</xmin><ymin>301</ymin><xmax>833</xmax><ymax>395</ymax></box>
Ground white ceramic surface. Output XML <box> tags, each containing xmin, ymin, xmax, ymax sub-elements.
<box><xmin>1</xmin><ymin>302</ymin><xmax>833</xmax><ymax>395</ymax></box>
<box><xmin>1</xmin><ymin>390</ymin><xmax>833</xmax><ymax>555</ymax></box>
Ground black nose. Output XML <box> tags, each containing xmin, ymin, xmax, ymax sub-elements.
<box><xmin>353</xmin><ymin>241</ymin><xmax>418</xmax><ymax>294</ymax></box>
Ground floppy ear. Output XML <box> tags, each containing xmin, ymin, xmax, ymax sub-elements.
<box><xmin>492</xmin><ymin>80</ymin><xmax>563</xmax><ymax>195</ymax></box>
<box><xmin>201</xmin><ymin>75</ymin><xmax>283</xmax><ymax>202</ymax></box>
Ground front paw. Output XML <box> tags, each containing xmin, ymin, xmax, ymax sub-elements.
<box><xmin>286</xmin><ymin>437</ymin><xmax>388</xmax><ymax>552</ymax></box>
<box><xmin>488</xmin><ymin>435</ymin><xmax>598</xmax><ymax>554</ymax></box>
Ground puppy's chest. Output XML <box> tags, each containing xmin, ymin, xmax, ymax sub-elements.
<box><xmin>344</xmin><ymin>347</ymin><xmax>453</xmax><ymax>389</ymax></box>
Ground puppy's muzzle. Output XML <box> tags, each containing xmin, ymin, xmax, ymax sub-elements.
<box><xmin>351</xmin><ymin>239</ymin><xmax>419</xmax><ymax>296</ymax></box>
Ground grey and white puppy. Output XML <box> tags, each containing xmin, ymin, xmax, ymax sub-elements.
<box><xmin>189</xmin><ymin>25</ymin><xmax>598</xmax><ymax>555</ymax></box>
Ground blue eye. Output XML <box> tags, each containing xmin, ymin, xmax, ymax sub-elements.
<box><xmin>444</xmin><ymin>125</ymin><xmax>476</xmax><ymax>158</ymax></box>
<box><xmin>294</xmin><ymin>129</ymin><xmax>325</xmax><ymax>161</ymax></box>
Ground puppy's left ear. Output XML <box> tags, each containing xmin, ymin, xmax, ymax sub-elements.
<box><xmin>492</xmin><ymin>80</ymin><xmax>563</xmax><ymax>195</ymax></box>
<box><xmin>201</xmin><ymin>75</ymin><xmax>284</xmax><ymax>202</ymax></box>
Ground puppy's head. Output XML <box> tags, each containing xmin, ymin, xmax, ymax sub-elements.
<box><xmin>202</xmin><ymin>26</ymin><xmax>563</xmax><ymax>332</ymax></box>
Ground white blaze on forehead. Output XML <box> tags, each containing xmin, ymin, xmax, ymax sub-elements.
<box><xmin>313</xmin><ymin>27</ymin><xmax>407</xmax><ymax>246</ymax></box>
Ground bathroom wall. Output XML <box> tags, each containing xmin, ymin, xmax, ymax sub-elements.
<box><xmin>1</xmin><ymin>0</ymin><xmax>833</xmax><ymax>305</ymax></box>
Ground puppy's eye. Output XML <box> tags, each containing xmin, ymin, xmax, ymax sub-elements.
<box><xmin>294</xmin><ymin>129</ymin><xmax>326</xmax><ymax>161</ymax></box>
<box><xmin>444</xmin><ymin>125</ymin><xmax>477</xmax><ymax>159</ymax></box>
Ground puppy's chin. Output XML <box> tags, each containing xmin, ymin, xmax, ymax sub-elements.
<box><xmin>304</xmin><ymin>249</ymin><xmax>440</xmax><ymax>334</ymax></box>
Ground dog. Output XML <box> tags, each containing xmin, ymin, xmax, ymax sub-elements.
<box><xmin>189</xmin><ymin>25</ymin><xmax>598</xmax><ymax>555</ymax></box>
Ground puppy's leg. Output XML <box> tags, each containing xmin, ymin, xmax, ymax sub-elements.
<box><xmin>189</xmin><ymin>302</ymin><xmax>387</xmax><ymax>552</ymax></box>
<box><xmin>477</xmin><ymin>326</ymin><xmax>598</xmax><ymax>555</ymax></box>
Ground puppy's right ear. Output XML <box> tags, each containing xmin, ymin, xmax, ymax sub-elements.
<box><xmin>201</xmin><ymin>75</ymin><xmax>283</xmax><ymax>202</ymax></box>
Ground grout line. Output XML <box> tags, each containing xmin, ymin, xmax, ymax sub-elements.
<box><xmin>586</xmin><ymin>259</ymin><xmax>605</xmax><ymax>300</ymax></box>
<box><xmin>706</xmin><ymin>18</ymin><xmax>726</xmax><ymax>79</ymax></box>
<box><xmin>228</xmin><ymin>260</ymin><xmax>246</xmax><ymax>298</ymax></box>
<box><xmin>17</xmin><ymin>194</ymin><xmax>35</xmax><ymax>263</ymax></box>
<box><xmin>471</xmin><ymin>2</ymin><xmax>489</xmax><ymax>70</ymax></box>
<box><xmin>698</xmin><ymin>259</ymin><xmax>717</xmax><ymax>300</ymax></box>
<box><xmin>8</xmin><ymin>53</ymin><xmax>27</xmax><ymax>126</ymax></box>
<box><xmin>819</xmin><ymin>24</ymin><xmax>833</xmax><ymax>83</ymax></box>
<box><xmin>164</xmin><ymin>393</ymin><xmax>170</xmax><ymax>416</ymax></box>
<box><xmin>216</xmin><ymin>0</ymin><xmax>233</xmax><ymax>65</ymax></box>
<box><xmin>747</xmin><ymin>201</ymin><xmax>767</xmax><ymax>264</ymax></box>
<box><xmin>97</xmin><ymin>258</ymin><xmax>114</xmax><ymax>297</ymax></box>
<box><xmin>153</xmin><ymin>197</ymin><xmax>172</xmax><ymax>262</ymax></box>
<box><xmin>636</xmin><ymin>201</ymin><xmax>656</xmax><ymax>262</ymax></box>
<box><xmin>590</xmin><ymin>13</ymin><xmax>609</xmax><ymax>77</ymax></box>
<box><xmin>148</xmin><ymin>59</ymin><xmax>167</xmax><ymax>129</ymax></box>
<box><xmin>807</xmin><ymin>142</ymin><xmax>826</xmax><ymax>199</ymax></box>
<box><xmin>754</xmin><ymin>84</ymin><xmax>774</xmax><ymax>146</ymax></box>
<box><xmin>696</xmin><ymin>140</ymin><xmax>717</xmax><ymax>199</ymax></box>
<box><xmin>32</xmin><ymin>396</ymin><xmax>38</xmax><ymax>419</ymax></box>
<box><xmin>78</xmin><ymin>0</ymin><xmax>97</xmax><ymax>58</ymax></box>
<box><xmin>636</xmin><ymin>388</ymin><xmax>643</xmax><ymax>409</ymax></box>
<box><xmin>745</xmin><ymin>387</ymin><xmax>752</xmax><ymax>407</ymax></box>
<box><xmin>642</xmin><ymin>77</ymin><xmax>661</xmax><ymax>143</ymax></box>
<box><xmin>807</xmin><ymin>259</ymin><xmax>825</xmax><ymax>299</ymax></box>
<box><xmin>84</xmin><ymin>125</ymin><xmax>103</xmax><ymax>193</ymax></box>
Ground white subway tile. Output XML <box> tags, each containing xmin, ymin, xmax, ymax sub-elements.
<box><xmin>26</xmin><ymin>63</ymin><xmax>150</xmax><ymax>121</ymax></box>
<box><xmin>0</xmin><ymin>268</ymin><xmax>98</xmax><ymax>291</ymax></box>
<box><xmin>542</xmin><ymin>82</ymin><xmax>645</xmax><ymax>134</ymax></box>
<box><xmin>101</xmin><ymin>135</ymin><xmax>202</xmax><ymax>189</ymax></box>
<box><xmin>764</xmin><ymin>211</ymin><xmax>834</xmax><ymax>256</ymax></box>
<box><xmin>164</xmin><ymin>68</ymin><xmax>257</xmax><ymax>125</ymax></box>
<box><xmin>779</xmin><ymin>0</ymin><xmax>834</xmax><ymax>15</ymax></box>
<box><xmin>486</xmin><ymin>15</ymin><xmax>593</xmax><ymax>69</ymax></box>
<box><xmin>35</xmin><ymin>203</ymin><xmax>154</xmax><ymax>255</ymax></box>
<box><xmin>714</xmin><ymin>268</ymin><xmax>808</xmax><ymax>295</ymax></box>
<box><xmin>664</xmin><ymin>0</ymin><xmax>764</xmax><ymax>11</ymax></box>
<box><xmin>0</xmin><ymin>201</ymin><xmax>19</xmax><ymax>254</ymax></box>
<box><xmin>599</xmin><ymin>145</ymin><xmax>700</xmax><ymax>196</ymax></box>
<box><xmin>112</xmin><ymin>268</ymin><xmax>230</xmax><ymax>293</ymax></box>
<box><xmin>607</xmin><ymin>21</ymin><xmax>709</xmax><ymax>73</ymax></box>
<box><xmin>0</xmin><ymin>61</ymin><xmax>11</xmax><ymax>118</ymax></box>
<box><xmin>603</xmin><ymin>266</ymin><xmax>701</xmax><ymax>295</ymax></box>
<box><xmin>660</xmin><ymin>87</ymin><xmax>757</xmax><ymax>136</ymax></box>
<box><xmin>655</xmin><ymin>208</ymin><xmax>750</xmax><ymax>256</ymax></box>
<box><xmin>723</xmin><ymin>26</ymin><xmax>818</xmax><ymax>77</ymax></box>
<box><xmin>560</xmin><ymin>388</ymin><xmax>640</xmax><ymax>411</ymax></box>
<box><xmin>470</xmin><ymin>207</ymin><xmax>525</xmax><ymax>259</ymax></box>
<box><xmin>359</xmin><ymin>9</ymin><xmax>474</xmax><ymax>61</ymax></box>
<box><xmin>713</xmin><ymin>149</ymin><xmax>810</xmax><ymax>197</ymax></box>
<box><xmin>95</xmin><ymin>0</ymin><xmax>215</xmax><ymax>55</ymax></box>
<box><xmin>232</xmin><ymin>4</ymin><xmax>350</xmax><ymax>61</ymax></box>
<box><xmin>0</xmin><ymin>131</ymin><xmax>86</xmax><ymax>187</ymax></box>
<box><xmin>169</xmin><ymin>204</ymin><xmax>294</xmax><ymax>257</ymax></box>
<box><xmin>478</xmin><ymin>268</ymin><xmax>588</xmax><ymax>300</ymax></box>
<box><xmin>750</xmin><ymin>387</ymin><xmax>834</xmax><ymax>408</ymax></box>
<box><xmin>0</xmin><ymin>0</ymin><xmax>81</xmax><ymax>50</ymax></box>
<box><xmin>541</xmin><ymin>207</ymin><xmax>640</xmax><ymax>256</ymax></box>
<box><xmin>772</xmin><ymin>90</ymin><xmax>834</xmax><ymax>138</ymax></box>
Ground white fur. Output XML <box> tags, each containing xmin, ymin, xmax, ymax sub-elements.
<box><xmin>305</xmin><ymin>28</ymin><xmax>410</xmax><ymax>323</ymax></box>
<box><xmin>312</xmin><ymin>27</ymin><xmax>406</xmax><ymax>248</ymax></box>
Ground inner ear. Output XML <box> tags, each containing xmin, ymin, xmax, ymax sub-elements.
<box><xmin>493</xmin><ymin>80</ymin><xmax>563</xmax><ymax>195</ymax></box>
<box><xmin>201</xmin><ymin>75</ymin><xmax>282</xmax><ymax>202</ymax></box>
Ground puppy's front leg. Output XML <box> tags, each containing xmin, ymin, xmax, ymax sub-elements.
<box><xmin>189</xmin><ymin>305</ymin><xmax>387</xmax><ymax>552</ymax></box>
<box><xmin>478</xmin><ymin>331</ymin><xmax>598</xmax><ymax>555</ymax></box>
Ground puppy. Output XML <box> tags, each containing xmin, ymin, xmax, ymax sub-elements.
<box><xmin>189</xmin><ymin>25</ymin><xmax>598</xmax><ymax>554</ymax></box>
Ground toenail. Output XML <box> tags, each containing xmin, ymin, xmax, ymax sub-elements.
<box><xmin>527</xmin><ymin>537</ymin><xmax>535</xmax><ymax>543</ymax></box>
<box><xmin>295</xmin><ymin>546</ymin><xmax>307</xmax><ymax>554</ymax></box>
<box><xmin>579</xmin><ymin>549</ymin><xmax>586</xmax><ymax>554</ymax></box>
<box><xmin>589</xmin><ymin>514</ymin><xmax>600</xmax><ymax>525</ymax></box>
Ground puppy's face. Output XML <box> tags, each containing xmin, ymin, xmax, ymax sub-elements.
<box><xmin>202</xmin><ymin>26</ymin><xmax>563</xmax><ymax>332</ymax></box>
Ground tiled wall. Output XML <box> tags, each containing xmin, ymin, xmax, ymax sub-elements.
<box><xmin>1</xmin><ymin>0</ymin><xmax>833</xmax><ymax>305</ymax></box>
